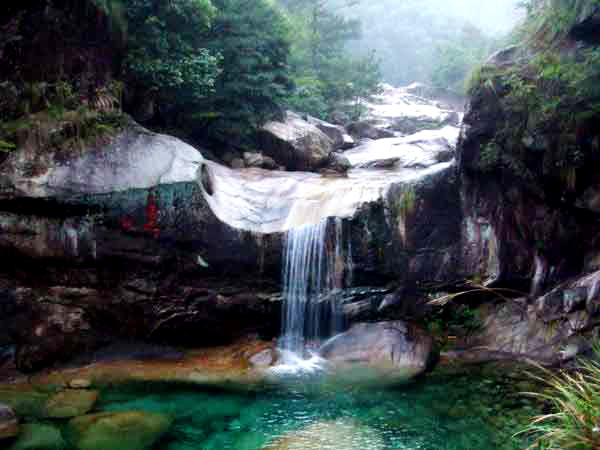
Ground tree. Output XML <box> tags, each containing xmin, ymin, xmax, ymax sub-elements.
<box><xmin>279</xmin><ymin>0</ymin><xmax>381</xmax><ymax>121</ymax></box>
<box><xmin>193</xmin><ymin>0</ymin><xmax>292</xmax><ymax>145</ymax></box>
<box><xmin>122</xmin><ymin>0</ymin><xmax>221</xmax><ymax>106</ymax></box>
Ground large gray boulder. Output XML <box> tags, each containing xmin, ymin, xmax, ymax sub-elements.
<box><xmin>259</xmin><ymin>111</ymin><xmax>334</xmax><ymax>171</ymax></box>
<box><xmin>320</xmin><ymin>321</ymin><xmax>435</xmax><ymax>375</ymax></box>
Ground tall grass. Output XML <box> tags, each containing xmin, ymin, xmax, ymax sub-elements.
<box><xmin>519</xmin><ymin>343</ymin><xmax>600</xmax><ymax>449</ymax></box>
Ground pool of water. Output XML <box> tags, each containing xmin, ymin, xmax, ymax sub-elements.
<box><xmin>87</xmin><ymin>366</ymin><xmax>540</xmax><ymax>450</ymax></box>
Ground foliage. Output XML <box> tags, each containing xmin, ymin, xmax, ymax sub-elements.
<box><xmin>123</xmin><ymin>0</ymin><xmax>221</xmax><ymax>105</ymax></box>
<box><xmin>466</xmin><ymin>0</ymin><xmax>600</xmax><ymax>183</ymax></box>
<box><xmin>195</xmin><ymin>0</ymin><xmax>292</xmax><ymax>144</ymax></box>
<box><xmin>431</xmin><ymin>24</ymin><xmax>500</xmax><ymax>94</ymax></box>
<box><xmin>0</xmin><ymin>139</ymin><xmax>16</xmax><ymax>153</ymax></box>
<box><xmin>519</xmin><ymin>342</ymin><xmax>600</xmax><ymax>449</ymax></box>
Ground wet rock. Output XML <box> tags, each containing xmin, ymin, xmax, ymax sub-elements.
<box><xmin>571</xmin><ymin>4</ymin><xmax>600</xmax><ymax>42</ymax></box>
<box><xmin>305</xmin><ymin>115</ymin><xmax>355</xmax><ymax>150</ymax></box>
<box><xmin>356</xmin><ymin>158</ymin><xmax>400</xmax><ymax>169</ymax></box>
<box><xmin>264</xmin><ymin>420</ymin><xmax>384</xmax><ymax>450</ymax></box>
<box><xmin>230</xmin><ymin>158</ymin><xmax>245</xmax><ymax>169</ymax></box>
<box><xmin>327</xmin><ymin>152</ymin><xmax>351</xmax><ymax>173</ymax></box>
<box><xmin>243</xmin><ymin>152</ymin><xmax>278</xmax><ymax>170</ymax></box>
<box><xmin>347</xmin><ymin>121</ymin><xmax>394</xmax><ymax>140</ymax></box>
<box><xmin>319</xmin><ymin>321</ymin><xmax>435</xmax><ymax>374</ymax></box>
<box><xmin>8</xmin><ymin>424</ymin><xmax>64</xmax><ymax>450</ymax></box>
<box><xmin>248</xmin><ymin>349</ymin><xmax>276</xmax><ymax>368</ymax></box>
<box><xmin>0</xmin><ymin>403</ymin><xmax>18</xmax><ymax>440</ymax></box>
<box><xmin>259</xmin><ymin>111</ymin><xmax>333</xmax><ymax>171</ymax></box>
<box><xmin>13</xmin><ymin>302</ymin><xmax>102</xmax><ymax>373</ymax></box>
<box><xmin>68</xmin><ymin>379</ymin><xmax>92</xmax><ymax>389</ymax></box>
<box><xmin>44</xmin><ymin>389</ymin><xmax>98</xmax><ymax>419</ymax></box>
<box><xmin>67</xmin><ymin>411</ymin><xmax>172</xmax><ymax>450</ymax></box>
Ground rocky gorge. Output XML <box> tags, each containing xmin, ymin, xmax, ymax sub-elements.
<box><xmin>1</xmin><ymin>1</ymin><xmax>600</xmax><ymax>448</ymax></box>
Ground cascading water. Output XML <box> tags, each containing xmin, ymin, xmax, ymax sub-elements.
<box><xmin>278</xmin><ymin>218</ymin><xmax>350</xmax><ymax>369</ymax></box>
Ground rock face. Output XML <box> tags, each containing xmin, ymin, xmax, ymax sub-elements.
<box><xmin>67</xmin><ymin>411</ymin><xmax>172</xmax><ymax>450</ymax></box>
<box><xmin>320</xmin><ymin>321</ymin><xmax>435</xmax><ymax>374</ymax></box>
<box><xmin>464</xmin><ymin>270</ymin><xmax>600</xmax><ymax>365</ymax></box>
<box><xmin>0</xmin><ymin>403</ymin><xmax>18</xmax><ymax>440</ymax></box>
<box><xmin>259</xmin><ymin>111</ymin><xmax>334</xmax><ymax>171</ymax></box>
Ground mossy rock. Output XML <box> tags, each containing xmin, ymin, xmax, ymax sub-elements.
<box><xmin>43</xmin><ymin>389</ymin><xmax>99</xmax><ymax>419</ymax></box>
<box><xmin>0</xmin><ymin>390</ymin><xmax>51</xmax><ymax>419</ymax></box>
<box><xmin>67</xmin><ymin>411</ymin><xmax>172</xmax><ymax>450</ymax></box>
<box><xmin>8</xmin><ymin>423</ymin><xmax>65</xmax><ymax>450</ymax></box>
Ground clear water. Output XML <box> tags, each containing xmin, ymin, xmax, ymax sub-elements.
<box><xmin>87</xmin><ymin>368</ymin><xmax>539</xmax><ymax>450</ymax></box>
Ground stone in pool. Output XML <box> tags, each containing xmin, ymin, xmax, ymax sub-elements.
<box><xmin>8</xmin><ymin>423</ymin><xmax>65</xmax><ymax>450</ymax></box>
<box><xmin>264</xmin><ymin>420</ymin><xmax>384</xmax><ymax>450</ymax></box>
<box><xmin>319</xmin><ymin>321</ymin><xmax>435</xmax><ymax>377</ymax></box>
<box><xmin>67</xmin><ymin>411</ymin><xmax>172</xmax><ymax>450</ymax></box>
<box><xmin>44</xmin><ymin>389</ymin><xmax>99</xmax><ymax>418</ymax></box>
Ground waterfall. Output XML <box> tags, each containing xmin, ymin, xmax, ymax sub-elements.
<box><xmin>280</xmin><ymin>218</ymin><xmax>349</xmax><ymax>355</ymax></box>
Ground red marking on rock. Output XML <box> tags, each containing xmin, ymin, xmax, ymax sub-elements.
<box><xmin>144</xmin><ymin>191</ymin><xmax>160</xmax><ymax>238</ymax></box>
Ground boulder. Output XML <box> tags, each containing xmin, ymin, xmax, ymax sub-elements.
<box><xmin>0</xmin><ymin>403</ymin><xmax>18</xmax><ymax>440</ymax></box>
<box><xmin>243</xmin><ymin>152</ymin><xmax>279</xmax><ymax>170</ymax></box>
<box><xmin>347</xmin><ymin>121</ymin><xmax>394</xmax><ymax>140</ymax></box>
<box><xmin>259</xmin><ymin>111</ymin><xmax>334</xmax><ymax>171</ymax></box>
<box><xmin>8</xmin><ymin>424</ymin><xmax>65</xmax><ymax>450</ymax></box>
<box><xmin>248</xmin><ymin>348</ymin><xmax>277</xmax><ymax>368</ymax></box>
<box><xmin>305</xmin><ymin>115</ymin><xmax>355</xmax><ymax>150</ymax></box>
<box><xmin>43</xmin><ymin>389</ymin><xmax>99</xmax><ymax>418</ymax></box>
<box><xmin>319</xmin><ymin>321</ymin><xmax>435</xmax><ymax>374</ymax></box>
<box><xmin>67</xmin><ymin>411</ymin><xmax>172</xmax><ymax>450</ymax></box>
<box><xmin>264</xmin><ymin>420</ymin><xmax>384</xmax><ymax>450</ymax></box>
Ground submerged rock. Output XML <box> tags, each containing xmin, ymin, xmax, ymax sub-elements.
<box><xmin>67</xmin><ymin>411</ymin><xmax>172</xmax><ymax>450</ymax></box>
<box><xmin>43</xmin><ymin>389</ymin><xmax>98</xmax><ymax>419</ymax></box>
<box><xmin>259</xmin><ymin>111</ymin><xmax>334</xmax><ymax>171</ymax></box>
<box><xmin>0</xmin><ymin>403</ymin><xmax>18</xmax><ymax>440</ymax></box>
<box><xmin>319</xmin><ymin>321</ymin><xmax>435</xmax><ymax>375</ymax></box>
<box><xmin>8</xmin><ymin>424</ymin><xmax>65</xmax><ymax>450</ymax></box>
<box><xmin>264</xmin><ymin>420</ymin><xmax>384</xmax><ymax>450</ymax></box>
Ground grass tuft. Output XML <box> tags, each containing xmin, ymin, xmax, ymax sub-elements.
<box><xmin>517</xmin><ymin>342</ymin><xmax>600</xmax><ymax>449</ymax></box>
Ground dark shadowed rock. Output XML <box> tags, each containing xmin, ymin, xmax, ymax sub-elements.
<box><xmin>243</xmin><ymin>152</ymin><xmax>278</xmax><ymax>170</ymax></box>
<box><xmin>327</xmin><ymin>152</ymin><xmax>351</xmax><ymax>173</ymax></box>
<box><xmin>320</xmin><ymin>321</ymin><xmax>435</xmax><ymax>374</ymax></box>
<box><xmin>0</xmin><ymin>403</ymin><xmax>18</xmax><ymax>440</ymax></box>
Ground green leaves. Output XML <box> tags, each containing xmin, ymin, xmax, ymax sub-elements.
<box><xmin>123</xmin><ymin>0</ymin><xmax>221</xmax><ymax>104</ymax></box>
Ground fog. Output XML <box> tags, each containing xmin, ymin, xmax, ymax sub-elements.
<box><xmin>335</xmin><ymin>0</ymin><xmax>524</xmax><ymax>89</ymax></box>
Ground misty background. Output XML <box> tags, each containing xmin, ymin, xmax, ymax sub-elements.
<box><xmin>330</xmin><ymin>0</ymin><xmax>523</xmax><ymax>91</ymax></box>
